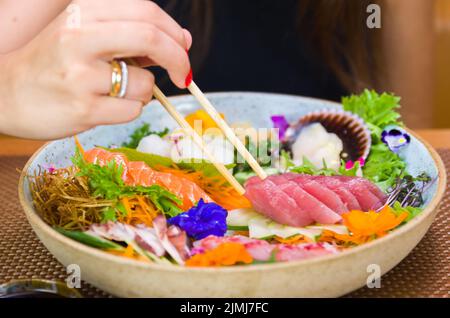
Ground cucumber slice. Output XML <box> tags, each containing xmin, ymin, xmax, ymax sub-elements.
<box><xmin>270</xmin><ymin>223</ymin><xmax>321</xmax><ymax>241</ymax></box>
<box><xmin>227</xmin><ymin>208</ymin><xmax>350</xmax><ymax>241</ymax></box>
<box><xmin>227</xmin><ymin>225</ymin><xmax>249</xmax><ymax>231</ymax></box>
<box><xmin>227</xmin><ymin>208</ymin><xmax>260</xmax><ymax>227</ymax></box>
<box><xmin>248</xmin><ymin>216</ymin><xmax>273</xmax><ymax>239</ymax></box>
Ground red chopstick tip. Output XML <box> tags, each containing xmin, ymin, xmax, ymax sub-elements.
<box><xmin>185</xmin><ymin>68</ymin><xmax>193</xmax><ymax>87</ymax></box>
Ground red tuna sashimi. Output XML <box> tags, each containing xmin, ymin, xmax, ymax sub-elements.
<box><xmin>313</xmin><ymin>176</ymin><xmax>361</xmax><ymax>211</ymax></box>
<box><xmin>269</xmin><ymin>175</ymin><xmax>339</xmax><ymax>226</ymax></box>
<box><xmin>344</xmin><ymin>178</ymin><xmax>384</xmax><ymax>210</ymax></box>
<box><xmin>292</xmin><ymin>175</ymin><xmax>348</xmax><ymax>214</ymax></box>
<box><xmin>269</xmin><ymin>176</ymin><xmax>314</xmax><ymax>226</ymax></box>
<box><xmin>245</xmin><ymin>178</ymin><xmax>302</xmax><ymax>226</ymax></box>
<box><xmin>246</xmin><ymin>175</ymin><xmax>341</xmax><ymax>226</ymax></box>
<box><xmin>332</xmin><ymin>176</ymin><xmax>386</xmax><ymax>202</ymax></box>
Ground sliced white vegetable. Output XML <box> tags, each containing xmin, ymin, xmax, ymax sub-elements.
<box><xmin>248</xmin><ymin>216</ymin><xmax>273</xmax><ymax>239</ymax></box>
<box><xmin>227</xmin><ymin>208</ymin><xmax>349</xmax><ymax>241</ymax></box>
<box><xmin>137</xmin><ymin>134</ymin><xmax>172</xmax><ymax>158</ymax></box>
<box><xmin>291</xmin><ymin>123</ymin><xmax>343</xmax><ymax>171</ymax></box>
<box><xmin>227</xmin><ymin>208</ymin><xmax>260</xmax><ymax>227</ymax></box>
<box><xmin>170</xmin><ymin>133</ymin><xmax>235</xmax><ymax>166</ymax></box>
<box><xmin>268</xmin><ymin>223</ymin><xmax>321</xmax><ymax>241</ymax></box>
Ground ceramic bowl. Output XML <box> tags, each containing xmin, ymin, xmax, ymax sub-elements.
<box><xmin>19</xmin><ymin>92</ymin><xmax>446</xmax><ymax>297</ymax></box>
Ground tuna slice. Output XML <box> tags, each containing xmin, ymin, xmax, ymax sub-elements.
<box><xmin>344</xmin><ymin>179</ymin><xmax>384</xmax><ymax>210</ymax></box>
<box><xmin>245</xmin><ymin>176</ymin><xmax>341</xmax><ymax>226</ymax></box>
<box><xmin>290</xmin><ymin>177</ymin><xmax>347</xmax><ymax>215</ymax></box>
<box><xmin>245</xmin><ymin>178</ymin><xmax>303</xmax><ymax>226</ymax></box>
<box><xmin>314</xmin><ymin>176</ymin><xmax>361</xmax><ymax>211</ymax></box>
<box><xmin>269</xmin><ymin>175</ymin><xmax>340</xmax><ymax>226</ymax></box>
<box><xmin>244</xmin><ymin>174</ymin><xmax>386</xmax><ymax>226</ymax></box>
<box><xmin>333</xmin><ymin>176</ymin><xmax>387</xmax><ymax>202</ymax></box>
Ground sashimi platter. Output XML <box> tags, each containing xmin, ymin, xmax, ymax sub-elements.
<box><xmin>19</xmin><ymin>91</ymin><xmax>446</xmax><ymax>297</ymax></box>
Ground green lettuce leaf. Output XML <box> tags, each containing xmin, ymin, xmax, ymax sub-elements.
<box><xmin>342</xmin><ymin>90</ymin><xmax>406</xmax><ymax>190</ymax></box>
<box><xmin>392</xmin><ymin>201</ymin><xmax>422</xmax><ymax>222</ymax></box>
<box><xmin>342</xmin><ymin>89</ymin><xmax>402</xmax><ymax>143</ymax></box>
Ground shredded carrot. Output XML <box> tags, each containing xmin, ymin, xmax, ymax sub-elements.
<box><xmin>123</xmin><ymin>244</ymin><xmax>134</xmax><ymax>258</ymax></box>
<box><xmin>107</xmin><ymin>245</ymin><xmax>150</xmax><ymax>262</ymax></box>
<box><xmin>117</xmin><ymin>195</ymin><xmax>158</xmax><ymax>227</ymax></box>
<box><xmin>122</xmin><ymin>197</ymin><xmax>132</xmax><ymax>215</ymax></box>
<box><xmin>274</xmin><ymin>235</ymin><xmax>313</xmax><ymax>244</ymax></box>
<box><xmin>156</xmin><ymin>166</ymin><xmax>251</xmax><ymax>210</ymax></box>
<box><xmin>73</xmin><ymin>135</ymin><xmax>85</xmax><ymax>158</ymax></box>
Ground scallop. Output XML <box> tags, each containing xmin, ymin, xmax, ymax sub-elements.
<box><xmin>284</xmin><ymin>109</ymin><xmax>371</xmax><ymax>161</ymax></box>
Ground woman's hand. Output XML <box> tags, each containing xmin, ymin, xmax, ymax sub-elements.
<box><xmin>0</xmin><ymin>0</ymin><xmax>192</xmax><ymax>139</ymax></box>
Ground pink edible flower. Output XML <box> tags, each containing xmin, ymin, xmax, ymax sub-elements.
<box><xmin>345</xmin><ymin>157</ymin><xmax>365</xmax><ymax>170</ymax></box>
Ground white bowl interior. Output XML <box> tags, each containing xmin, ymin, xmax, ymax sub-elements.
<box><xmin>22</xmin><ymin>92</ymin><xmax>439</xmax><ymax>207</ymax></box>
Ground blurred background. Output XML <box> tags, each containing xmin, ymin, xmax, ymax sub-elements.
<box><xmin>435</xmin><ymin>0</ymin><xmax>450</xmax><ymax>128</ymax></box>
<box><xmin>0</xmin><ymin>0</ymin><xmax>448</xmax><ymax>154</ymax></box>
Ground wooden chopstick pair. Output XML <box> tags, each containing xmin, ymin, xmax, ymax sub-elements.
<box><xmin>157</xmin><ymin>82</ymin><xmax>271</xmax><ymax>195</ymax></box>
<box><xmin>125</xmin><ymin>59</ymin><xmax>267</xmax><ymax>194</ymax></box>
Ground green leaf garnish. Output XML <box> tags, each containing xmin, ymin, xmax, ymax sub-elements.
<box><xmin>55</xmin><ymin>227</ymin><xmax>124</xmax><ymax>251</ymax></box>
<box><xmin>342</xmin><ymin>90</ymin><xmax>406</xmax><ymax>190</ymax></box>
<box><xmin>290</xmin><ymin>157</ymin><xmax>337</xmax><ymax>176</ymax></box>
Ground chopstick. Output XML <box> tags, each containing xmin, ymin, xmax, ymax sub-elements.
<box><xmin>187</xmin><ymin>81</ymin><xmax>268</xmax><ymax>180</ymax></box>
<box><xmin>152</xmin><ymin>85</ymin><xmax>246</xmax><ymax>195</ymax></box>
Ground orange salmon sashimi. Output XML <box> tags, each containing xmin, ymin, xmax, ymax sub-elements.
<box><xmin>84</xmin><ymin>148</ymin><xmax>213</xmax><ymax>211</ymax></box>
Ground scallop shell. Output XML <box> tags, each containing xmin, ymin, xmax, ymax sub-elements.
<box><xmin>285</xmin><ymin>109</ymin><xmax>372</xmax><ymax>161</ymax></box>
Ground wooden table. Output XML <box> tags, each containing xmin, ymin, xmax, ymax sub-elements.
<box><xmin>0</xmin><ymin>129</ymin><xmax>449</xmax><ymax>156</ymax></box>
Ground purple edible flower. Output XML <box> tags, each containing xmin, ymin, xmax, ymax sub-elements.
<box><xmin>381</xmin><ymin>129</ymin><xmax>411</xmax><ymax>153</ymax></box>
<box><xmin>270</xmin><ymin>115</ymin><xmax>290</xmax><ymax>140</ymax></box>
<box><xmin>168</xmin><ymin>199</ymin><xmax>228</xmax><ymax>240</ymax></box>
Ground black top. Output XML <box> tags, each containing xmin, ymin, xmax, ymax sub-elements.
<box><xmin>152</xmin><ymin>0</ymin><xmax>347</xmax><ymax>102</ymax></box>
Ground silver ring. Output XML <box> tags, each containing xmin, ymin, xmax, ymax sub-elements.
<box><xmin>118</xmin><ymin>60</ymin><xmax>128</xmax><ymax>98</ymax></box>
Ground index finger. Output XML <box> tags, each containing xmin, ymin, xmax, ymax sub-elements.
<box><xmin>85</xmin><ymin>0</ymin><xmax>192</xmax><ymax>50</ymax></box>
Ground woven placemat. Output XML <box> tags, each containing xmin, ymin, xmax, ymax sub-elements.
<box><xmin>0</xmin><ymin>151</ymin><xmax>449</xmax><ymax>298</ymax></box>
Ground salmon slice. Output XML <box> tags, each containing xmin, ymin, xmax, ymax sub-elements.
<box><xmin>84</xmin><ymin>148</ymin><xmax>212</xmax><ymax>211</ymax></box>
<box><xmin>84</xmin><ymin>148</ymin><xmax>129</xmax><ymax>178</ymax></box>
